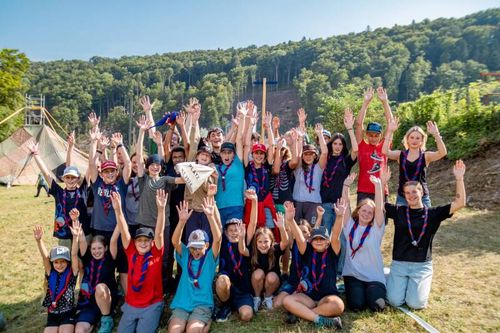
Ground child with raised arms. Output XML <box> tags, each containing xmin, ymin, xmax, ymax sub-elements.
<box><xmin>282</xmin><ymin>200</ymin><xmax>345</xmax><ymax>329</ymax></box>
<box><xmin>111</xmin><ymin>189</ymin><xmax>167</xmax><ymax>333</ymax></box>
<box><xmin>168</xmin><ymin>197</ymin><xmax>222</xmax><ymax>333</ymax></box>
<box><xmin>33</xmin><ymin>223</ymin><xmax>79</xmax><ymax>333</ymax></box>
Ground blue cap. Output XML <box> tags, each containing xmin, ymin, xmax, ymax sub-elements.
<box><xmin>322</xmin><ymin>129</ymin><xmax>332</xmax><ymax>138</ymax></box>
<box><xmin>366</xmin><ymin>122</ymin><xmax>382</xmax><ymax>133</ymax></box>
<box><xmin>220</xmin><ymin>142</ymin><xmax>235</xmax><ymax>152</ymax></box>
<box><xmin>146</xmin><ymin>154</ymin><xmax>163</xmax><ymax>168</ymax></box>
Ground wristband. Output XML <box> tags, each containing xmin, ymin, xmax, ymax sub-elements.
<box><xmin>116</xmin><ymin>144</ymin><xmax>124</xmax><ymax>149</ymax></box>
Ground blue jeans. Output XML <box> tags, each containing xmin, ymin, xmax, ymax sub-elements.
<box><xmin>386</xmin><ymin>260</ymin><xmax>433</xmax><ymax>309</ymax></box>
<box><xmin>321</xmin><ymin>203</ymin><xmax>345</xmax><ymax>277</ymax></box>
<box><xmin>396</xmin><ymin>195</ymin><xmax>432</xmax><ymax>207</ymax></box>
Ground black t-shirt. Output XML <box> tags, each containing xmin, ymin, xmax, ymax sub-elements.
<box><xmin>386</xmin><ymin>203</ymin><xmax>452</xmax><ymax>262</ymax></box>
<box><xmin>219</xmin><ymin>236</ymin><xmax>252</xmax><ymax>292</ymax></box>
<box><xmin>49</xmin><ymin>179</ymin><xmax>91</xmax><ymax>238</ymax></box>
<box><xmin>245</xmin><ymin>162</ymin><xmax>273</xmax><ymax>201</ymax></box>
<box><xmin>79</xmin><ymin>251</ymin><xmax>117</xmax><ymax>303</ymax></box>
<box><xmin>166</xmin><ymin>163</ymin><xmax>185</xmax><ymax>225</ymax></box>
<box><xmin>320</xmin><ymin>153</ymin><xmax>356</xmax><ymax>203</ymax></box>
<box><xmin>398</xmin><ymin>150</ymin><xmax>429</xmax><ymax>197</ymax></box>
<box><xmin>300</xmin><ymin>243</ymin><xmax>338</xmax><ymax>301</ymax></box>
<box><xmin>270</xmin><ymin>161</ymin><xmax>295</xmax><ymax>204</ymax></box>
<box><xmin>250</xmin><ymin>243</ymin><xmax>284</xmax><ymax>275</ymax></box>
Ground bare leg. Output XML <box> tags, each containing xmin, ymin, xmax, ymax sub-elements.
<box><xmin>264</xmin><ymin>272</ymin><xmax>280</xmax><ymax>296</ymax></box>
<box><xmin>282</xmin><ymin>293</ymin><xmax>318</xmax><ymax>322</ymax></box>
<box><xmin>314</xmin><ymin>295</ymin><xmax>344</xmax><ymax>317</ymax></box>
<box><xmin>215</xmin><ymin>274</ymin><xmax>231</xmax><ymax>302</ymax></box>
<box><xmin>168</xmin><ymin>317</ymin><xmax>187</xmax><ymax>333</ymax></box>
<box><xmin>251</xmin><ymin>269</ymin><xmax>265</xmax><ymax>296</ymax></box>
<box><xmin>95</xmin><ymin>283</ymin><xmax>112</xmax><ymax>315</ymax></box>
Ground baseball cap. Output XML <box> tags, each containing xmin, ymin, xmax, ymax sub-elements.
<box><xmin>302</xmin><ymin>144</ymin><xmax>318</xmax><ymax>154</ymax></box>
<box><xmin>146</xmin><ymin>154</ymin><xmax>163</xmax><ymax>168</ymax></box>
<box><xmin>225</xmin><ymin>218</ymin><xmax>242</xmax><ymax>228</ymax></box>
<box><xmin>322</xmin><ymin>129</ymin><xmax>332</xmax><ymax>138</ymax></box>
<box><xmin>50</xmin><ymin>246</ymin><xmax>71</xmax><ymax>262</ymax></box>
<box><xmin>220</xmin><ymin>142</ymin><xmax>235</xmax><ymax>152</ymax></box>
<box><xmin>208</xmin><ymin>127</ymin><xmax>223</xmax><ymax>136</ymax></box>
<box><xmin>135</xmin><ymin>227</ymin><xmax>154</xmax><ymax>239</ymax></box>
<box><xmin>309</xmin><ymin>226</ymin><xmax>330</xmax><ymax>241</ymax></box>
<box><xmin>196</xmin><ymin>145</ymin><xmax>213</xmax><ymax>156</ymax></box>
<box><xmin>187</xmin><ymin>229</ymin><xmax>209</xmax><ymax>248</ymax></box>
<box><xmin>366</xmin><ymin>122</ymin><xmax>382</xmax><ymax>133</ymax></box>
<box><xmin>252</xmin><ymin>143</ymin><xmax>267</xmax><ymax>153</ymax></box>
<box><xmin>100</xmin><ymin>160</ymin><xmax>117</xmax><ymax>171</ymax></box>
<box><xmin>62</xmin><ymin>166</ymin><xmax>80</xmax><ymax>178</ymax></box>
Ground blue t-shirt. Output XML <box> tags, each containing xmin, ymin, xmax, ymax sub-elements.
<box><xmin>216</xmin><ymin>156</ymin><xmax>245</xmax><ymax>209</ymax></box>
<box><xmin>90</xmin><ymin>176</ymin><xmax>128</xmax><ymax>232</ymax></box>
<box><xmin>171</xmin><ymin>244</ymin><xmax>219</xmax><ymax>311</ymax></box>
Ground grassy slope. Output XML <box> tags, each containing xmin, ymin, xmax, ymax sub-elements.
<box><xmin>0</xmin><ymin>186</ymin><xmax>499</xmax><ymax>333</ymax></box>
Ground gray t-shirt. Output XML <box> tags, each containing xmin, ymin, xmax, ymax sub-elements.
<box><xmin>293</xmin><ymin>163</ymin><xmax>324</xmax><ymax>203</ymax></box>
<box><xmin>136</xmin><ymin>174</ymin><xmax>175</xmax><ymax>227</ymax></box>
<box><xmin>125</xmin><ymin>176</ymin><xmax>140</xmax><ymax>225</ymax></box>
<box><xmin>342</xmin><ymin>217</ymin><xmax>386</xmax><ymax>285</ymax></box>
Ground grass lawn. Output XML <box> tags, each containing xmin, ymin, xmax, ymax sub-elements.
<box><xmin>0</xmin><ymin>185</ymin><xmax>499</xmax><ymax>332</ymax></box>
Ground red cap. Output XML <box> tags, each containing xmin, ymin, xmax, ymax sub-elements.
<box><xmin>252</xmin><ymin>143</ymin><xmax>267</xmax><ymax>153</ymax></box>
<box><xmin>101</xmin><ymin>160</ymin><xmax>117</xmax><ymax>171</ymax></box>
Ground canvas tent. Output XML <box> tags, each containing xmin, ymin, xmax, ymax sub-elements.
<box><xmin>0</xmin><ymin>108</ymin><xmax>88</xmax><ymax>185</ymax></box>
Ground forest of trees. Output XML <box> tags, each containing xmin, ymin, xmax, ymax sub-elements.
<box><xmin>0</xmin><ymin>8</ymin><xmax>498</xmax><ymax>147</ymax></box>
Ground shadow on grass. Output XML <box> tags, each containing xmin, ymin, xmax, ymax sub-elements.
<box><xmin>0</xmin><ymin>297</ymin><xmax>47</xmax><ymax>333</ymax></box>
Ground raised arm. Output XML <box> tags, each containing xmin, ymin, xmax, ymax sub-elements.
<box><xmin>369</xmin><ymin>174</ymin><xmax>386</xmax><ymax>228</ymax></box>
<box><xmin>272</xmin><ymin>139</ymin><xmax>284</xmax><ymax>175</ymax></box>
<box><xmin>66</xmin><ymin>131</ymin><xmax>75</xmax><ymax>167</ymax></box>
<box><xmin>425</xmin><ymin>121</ymin><xmax>447</xmax><ymax>163</ymax></box>
<box><xmin>163</xmin><ymin>124</ymin><xmax>175</xmax><ymax>162</ymax></box>
<box><xmin>111</xmin><ymin>191</ymin><xmax>131</xmax><ymax>249</ymax></box>
<box><xmin>331</xmin><ymin>198</ymin><xmax>347</xmax><ymax>255</ymax></box>
<box><xmin>135</xmin><ymin>115</ymin><xmax>150</xmax><ymax>178</ymax></box>
<box><xmin>154</xmin><ymin>189</ymin><xmax>168</xmax><ymax>250</ymax></box>
<box><xmin>109</xmin><ymin>224</ymin><xmax>120</xmax><ymax>260</ymax></box>
<box><xmin>202</xmin><ymin>196</ymin><xmax>222</xmax><ymax>258</ymax></box>
<box><xmin>289</xmin><ymin>129</ymin><xmax>300</xmax><ymax>169</ymax></box>
<box><xmin>297</xmin><ymin>108</ymin><xmax>307</xmax><ymax>134</ymax></box>
<box><xmin>450</xmin><ymin>160</ymin><xmax>466</xmax><ymax>214</ymax></box>
<box><xmin>177</xmin><ymin>112</ymin><xmax>190</xmax><ymax>157</ymax></box>
<box><xmin>69</xmin><ymin>209</ymin><xmax>87</xmax><ymax>256</ymax></box>
<box><xmin>88</xmin><ymin>126</ymin><xmax>101</xmax><ymax>183</ymax></box>
<box><xmin>275</xmin><ymin>212</ymin><xmax>289</xmax><ymax>251</ymax></box>
<box><xmin>172</xmin><ymin>201</ymin><xmax>193</xmax><ymax>255</ymax></box>
<box><xmin>376</xmin><ymin>87</ymin><xmax>395</xmax><ymax>128</ymax></box>
<box><xmin>244</xmin><ymin>189</ymin><xmax>258</xmax><ymax>245</ymax></box>
<box><xmin>112</xmin><ymin>133</ymin><xmax>131</xmax><ymax>184</ymax></box>
<box><xmin>238</xmin><ymin>223</ymin><xmax>249</xmax><ymax>257</ymax></box>
<box><xmin>355</xmin><ymin>87</ymin><xmax>374</xmax><ymax>143</ymax></box>
<box><xmin>33</xmin><ymin>225</ymin><xmax>51</xmax><ymax>275</ymax></box>
<box><xmin>243</xmin><ymin>105</ymin><xmax>256</xmax><ymax>167</ymax></box>
<box><xmin>315</xmin><ymin>123</ymin><xmax>328</xmax><ymax>169</ymax></box>
<box><xmin>284</xmin><ymin>201</ymin><xmax>307</xmax><ymax>254</ymax></box>
<box><xmin>341</xmin><ymin>173</ymin><xmax>357</xmax><ymax>227</ymax></box>
<box><xmin>26</xmin><ymin>139</ymin><xmax>53</xmax><ymax>185</ymax></box>
<box><xmin>344</xmin><ymin>108</ymin><xmax>358</xmax><ymax>160</ymax></box>
<box><xmin>382</xmin><ymin>117</ymin><xmax>401</xmax><ymax>161</ymax></box>
<box><xmin>315</xmin><ymin>205</ymin><xmax>324</xmax><ymax>228</ymax></box>
<box><xmin>139</xmin><ymin>95</ymin><xmax>156</xmax><ymax>138</ymax></box>
<box><xmin>187</xmin><ymin>102</ymin><xmax>201</xmax><ymax>162</ymax></box>
<box><xmin>69</xmin><ymin>218</ymin><xmax>81</xmax><ymax>276</ymax></box>
<box><xmin>235</xmin><ymin>109</ymin><xmax>245</xmax><ymax>161</ymax></box>
<box><xmin>152</xmin><ymin>131</ymin><xmax>166</xmax><ymax>161</ymax></box>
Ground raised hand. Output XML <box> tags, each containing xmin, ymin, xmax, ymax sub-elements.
<box><xmin>426</xmin><ymin>121</ymin><xmax>440</xmax><ymax>137</ymax></box>
<box><xmin>176</xmin><ymin>200</ymin><xmax>193</xmax><ymax>221</ymax></box>
<box><xmin>316</xmin><ymin>205</ymin><xmax>325</xmax><ymax>216</ymax></box>
<box><xmin>110</xmin><ymin>191</ymin><xmax>122</xmax><ymax>210</ymax></box>
<box><xmin>183</xmin><ymin>97</ymin><xmax>199</xmax><ymax>114</ymax></box>
<box><xmin>111</xmin><ymin>132</ymin><xmax>123</xmax><ymax>147</ymax></box>
<box><xmin>364</xmin><ymin>87</ymin><xmax>374</xmax><ymax>103</ymax></box>
<box><xmin>33</xmin><ymin>225</ymin><xmax>44</xmax><ymax>241</ymax></box>
<box><xmin>191</xmin><ymin>108</ymin><xmax>201</xmax><ymax>123</ymax></box>
<box><xmin>453</xmin><ymin>160</ymin><xmax>466</xmax><ymax>180</ymax></box>
<box><xmin>98</xmin><ymin>135</ymin><xmax>110</xmax><ymax>149</ymax></box>
<box><xmin>69</xmin><ymin>208</ymin><xmax>80</xmax><ymax>222</ymax></box>
<box><xmin>176</xmin><ymin>112</ymin><xmax>186</xmax><ymax>128</ymax></box>
<box><xmin>333</xmin><ymin>198</ymin><xmax>348</xmax><ymax>216</ymax></box>
<box><xmin>88</xmin><ymin>112</ymin><xmax>100</xmax><ymax>128</ymax></box>
<box><xmin>272</xmin><ymin>116</ymin><xmax>280</xmax><ymax>131</ymax></box>
<box><xmin>284</xmin><ymin>201</ymin><xmax>296</xmax><ymax>222</ymax></box>
<box><xmin>275</xmin><ymin>212</ymin><xmax>285</xmax><ymax>229</ymax></box>
<box><xmin>238</xmin><ymin>222</ymin><xmax>246</xmax><ymax>239</ymax></box>
<box><xmin>236</xmin><ymin>102</ymin><xmax>247</xmax><ymax>116</ymax></box>
<box><xmin>67</xmin><ymin>131</ymin><xmax>75</xmax><ymax>147</ymax></box>
<box><xmin>387</xmin><ymin>116</ymin><xmax>399</xmax><ymax>133</ymax></box>
<box><xmin>156</xmin><ymin>189</ymin><xmax>168</xmax><ymax>208</ymax></box>
<box><xmin>376</xmin><ymin>87</ymin><xmax>388</xmax><ymax>102</ymax></box>
<box><xmin>89</xmin><ymin>126</ymin><xmax>101</xmax><ymax>142</ymax></box>
<box><xmin>202</xmin><ymin>196</ymin><xmax>216</xmax><ymax>217</ymax></box>
<box><xmin>136</xmin><ymin>115</ymin><xmax>151</xmax><ymax>131</ymax></box>
<box><xmin>26</xmin><ymin>139</ymin><xmax>39</xmax><ymax>155</ymax></box>
<box><xmin>263</xmin><ymin>112</ymin><xmax>272</xmax><ymax>129</ymax></box>
<box><xmin>139</xmin><ymin>95</ymin><xmax>152</xmax><ymax>112</ymax></box>
<box><xmin>343</xmin><ymin>172</ymin><xmax>357</xmax><ymax>187</ymax></box>
<box><xmin>314</xmin><ymin>123</ymin><xmax>324</xmax><ymax>136</ymax></box>
<box><xmin>369</xmin><ymin>175</ymin><xmax>382</xmax><ymax>186</ymax></box>
<box><xmin>69</xmin><ymin>219</ymin><xmax>82</xmax><ymax>239</ymax></box>
<box><xmin>244</xmin><ymin>188</ymin><xmax>257</xmax><ymax>201</ymax></box>
<box><xmin>343</xmin><ymin>108</ymin><xmax>355</xmax><ymax>130</ymax></box>
<box><xmin>246</xmin><ymin>100</ymin><xmax>256</xmax><ymax>118</ymax></box>
<box><xmin>152</xmin><ymin>131</ymin><xmax>163</xmax><ymax>146</ymax></box>
<box><xmin>297</xmin><ymin>108</ymin><xmax>307</xmax><ymax>125</ymax></box>
<box><xmin>380</xmin><ymin>167</ymin><xmax>391</xmax><ymax>184</ymax></box>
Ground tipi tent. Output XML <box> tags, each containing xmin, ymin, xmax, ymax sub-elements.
<box><xmin>0</xmin><ymin>102</ymin><xmax>88</xmax><ymax>185</ymax></box>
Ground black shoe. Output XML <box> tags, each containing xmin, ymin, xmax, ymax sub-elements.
<box><xmin>285</xmin><ymin>311</ymin><xmax>298</xmax><ymax>324</ymax></box>
<box><xmin>370</xmin><ymin>152</ymin><xmax>383</xmax><ymax>162</ymax></box>
<box><xmin>215</xmin><ymin>305</ymin><xmax>231</xmax><ymax>322</ymax></box>
<box><xmin>368</xmin><ymin>163</ymin><xmax>381</xmax><ymax>174</ymax></box>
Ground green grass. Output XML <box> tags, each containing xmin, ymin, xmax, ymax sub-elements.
<box><xmin>0</xmin><ymin>186</ymin><xmax>499</xmax><ymax>332</ymax></box>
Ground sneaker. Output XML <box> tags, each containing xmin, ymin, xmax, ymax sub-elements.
<box><xmin>215</xmin><ymin>305</ymin><xmax>232</xmax><ymax>322</ymax></box>
<box><xmin>374</xmin><ymin>298</ymin><xmax>386</xmax><ymax>312</ymax></box>
<box><xmin>316</xmin><ymin>316</ymin><xmax>343</xmax><ymax>329</ymax></box>
<box><xmin>263</xmin><ymin>296</ymin><xmax>273</xmax><ymax>310</ymax></box>
<box><xmin>285</xmin><ymin>311</ymin><xmax>298</xmax><ymax>324</ymax></box>
<box><xmin>98</xmin><ymin>315</ymin><xmax>114</xmax><ymax>333</ymax></box>
<box><xmin>253</xmin><ymin>296</ymin><xmax>262</xmax><ymax>312</ymax></box>
<box><xmin>370</xmin><ymin>151</ymin><xmax>383</xmax><ymax>162</ymax></box>
<box><xmin>368</xmin><ymin>163</ymin><xmax>381</xmax><ymax>174</ymax></box>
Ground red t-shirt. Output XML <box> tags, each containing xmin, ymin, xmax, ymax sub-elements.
<box><xmin>357</xmin><ymin>139</ymin><xmax>389</xmax><ymax>195</ymax></box>
<box><xmin>125</xmin><ymin>242</ymin><xmax>164</xmax><ymax>308</ymax></box>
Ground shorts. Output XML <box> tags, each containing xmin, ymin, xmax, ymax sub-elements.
<box><xmin>170</xmin><ymin>306</ymin><xmax>212</xmax><ymax>324</ymax></box>
<box><xmin>76</xmin><ymin>302</ymin><xmax>100</xmax><ymax>325</ymax></box>
<box><xmin>229</xmin><ymin>285</ymin><xmax>253</xmax><ymax>311</ymax></box>
<box><xmin>46</xmin><ymin>309</ymin><xmax>76</xmax><ymax>327</ymax></box>
<box><xmin>278</xmin><ymin>282</ymin><xmax>296</xmax><ymax>295</ymax></box>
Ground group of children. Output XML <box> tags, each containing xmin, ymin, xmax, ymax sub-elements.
<box><xmin>30</xmin><ymin>87</ymin><xmax>467</xmax><ymax>333</ymax></box>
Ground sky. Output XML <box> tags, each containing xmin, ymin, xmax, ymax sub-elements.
<box><xmin>0</xmin><ymin>0</ymin><xmax>498</xmax><ymax>62</ymax></box>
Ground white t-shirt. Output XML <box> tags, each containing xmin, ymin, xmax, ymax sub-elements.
<box><xmin>342</xmin><ymin>217</ymin><xmax>386</xmax><ymax>285</ymax></box>
<box><xmin>292</xmin><ymin>163</ymin><xmax>323</xmax><ymax>203</ymax></box>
